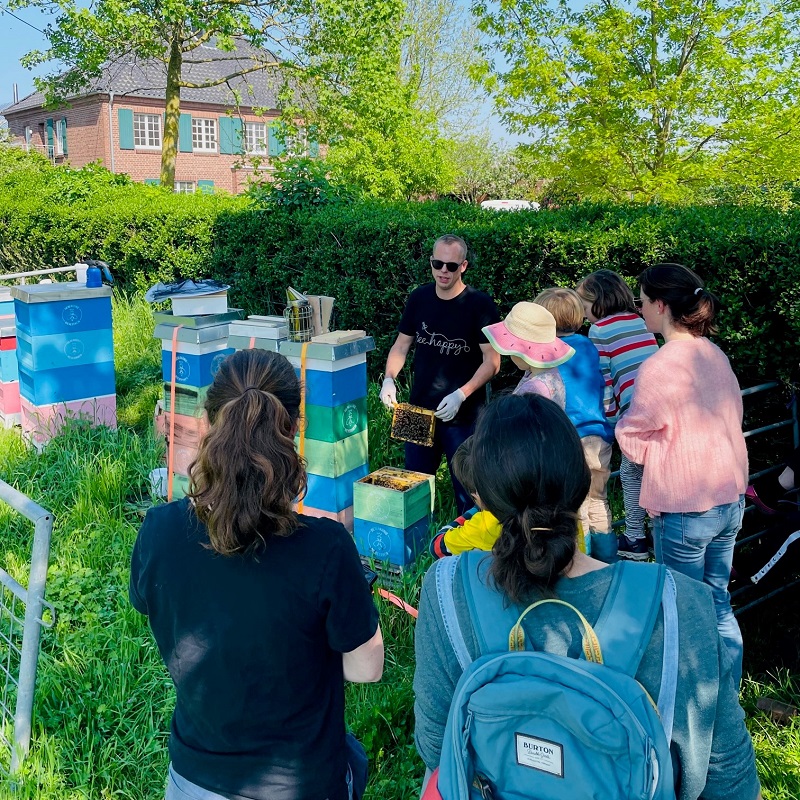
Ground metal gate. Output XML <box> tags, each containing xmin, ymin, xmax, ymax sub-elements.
<box><xmin>0</xmin><ymin>480</ymin><xmax>54</xmax><ymax>775</ymax></box>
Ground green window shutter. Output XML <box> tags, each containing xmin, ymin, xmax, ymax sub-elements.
<box><xmin>179</xmin><ymin>113</ymin><xmax>193</xmax><ymax>153</ymax></box>
<box><xmin>144</xmin><ymin>178</ymin><xmax>160</xmax><ymax>186</ymax></box>
<box><xmin>268</xmin><ymin>122</ymin><xmax>285</xmax><ymax>157</ymax></box>
<box><xmin>46</xmin><ymin>119</ymin><xmax>54</xmax><ymax>152</ymax></box>
<box><xmin>219</xmin><ymin>118</ymin><xmax>243</xmax><ymax>155</ymax></box>
<box><xmin>308</xmin><ymin>125</ymin><xmax>319</xmax><ymax>158</ymax></box>
<box><xmin>197</xmin><ymin>180</ymin><xmax>214</xmax><ymax>194</ymax></box>
<box><xmin>231</xmin><ymin>118</ymin><xmax>243</xmax><ymax>154</ymax></box>
<box><xmin>61</xmin><ymin>117</ymin><xmax>68</xmax><ymax>156</ymax></box>
<box><xmin>219</xmin><ymin>117</ymin><xmax>233</xmax><ymax>155</ymax></box>
<box><xmin>118</xmin><ymin>109</ymin><xmax>134</xmax><ymax>150</ymax></box>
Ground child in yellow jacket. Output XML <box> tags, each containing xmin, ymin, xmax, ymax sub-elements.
<box><xmin>429</xmin><ymin>437</ymin><xmax>501</xmax><ymax>558</ymax></box>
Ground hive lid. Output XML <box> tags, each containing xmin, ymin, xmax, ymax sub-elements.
<box><xmin>11</xmin><ymin>282</ymin><xmax>112</xmax><ymax>303</ymax></box>
<box><xmin>154</xmin><ymin>309</ymin><xmax>244</xmax><ymax>328</ymax></box>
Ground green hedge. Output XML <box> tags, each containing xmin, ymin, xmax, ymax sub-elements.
<box><xmin>1</xmin><ymin>151</ymin><xmax>798</xmax><ymax>385</ymax></box>
<box><xmin>210</xmin><ymin>202</ymin><xmax>800</xmax><ymax>385</ymax></box>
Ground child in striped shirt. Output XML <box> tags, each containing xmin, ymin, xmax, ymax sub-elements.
<box><xmin>576</xmin><ymin>270</ymin><xmax>658</xmax><ymax>562</ymax></box>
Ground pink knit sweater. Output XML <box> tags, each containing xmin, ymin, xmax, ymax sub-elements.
<box><xmin>615</xmin><ymin>337</ymin><xmax>748</xmax><ymax>514</ymax></box>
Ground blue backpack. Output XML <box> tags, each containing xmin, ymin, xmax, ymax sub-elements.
<box><xmin>431</xmin><ymin>553</ymin><xmax>679</xmax><ymax>800</ymax></box>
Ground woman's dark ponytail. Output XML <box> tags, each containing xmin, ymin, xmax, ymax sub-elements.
<box><xmin>492</xmin><ymin>507</ymin><xmax>580</xmax><ymax>604</ymax></box>
<box><xmin>470</xmin><ymin>394</ymin><xmax>590</xmax><ymax>604</ymax></box>
<box><xmin>639</xmin><ymin>263</ymin><xmax>720</xmax><ymax>337</ymax></box>
<box><xmin>189</xmin><ymin>349</ymin><xmax>306</xmax><ymax>555</ymax></box>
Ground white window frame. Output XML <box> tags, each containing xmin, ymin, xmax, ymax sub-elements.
<box><xmin>54</xmin><ymin>119</ymin><xmax>64</xmax><ymax>155</ymax></box>
<box><xmin>24</xmin><ymin>127</ymin><xmax>32</xmax><ymax>152</ymax></box>
<box><xmin>134</xmin><ymin>113</ymin><xmax>162</xmax><ymax>149</ymax></box>
<box><xmin>192</xmin><ymin>118</ymin><xmax>217</xmax><ymax>152</ymax></box>
<box><xmin>174</xmin><ymin>181</ymin><xmax>196</xmax><ymax>194</ymax></box>
<box><xmin>244</xmin><ymin>122</ymin><xmax>267</xmax><ymax>155</ymax></box>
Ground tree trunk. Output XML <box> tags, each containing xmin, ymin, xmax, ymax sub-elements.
<box><xmin>160</xmin><ymin>35</ymin><xmax>182</xmax><ymax>190</ymax></box>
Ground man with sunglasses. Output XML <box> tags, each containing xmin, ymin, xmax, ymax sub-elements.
<box><xmin>380</xmin><ymin>234</ymin><xmax>501</xmax><ymax>514</ymax></box>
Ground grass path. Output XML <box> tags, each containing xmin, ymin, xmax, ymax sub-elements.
<box><xmin>0</xmin><ymin>294</ymin><xmax>794</xmax><ymax>798</ymax></box>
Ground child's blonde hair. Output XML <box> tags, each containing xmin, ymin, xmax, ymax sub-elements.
<box><xmin>534</xmin><ymin>287</ymin><xmax>585</xmax><ymax>334</ymax></box>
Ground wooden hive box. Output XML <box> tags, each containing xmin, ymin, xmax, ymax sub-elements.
<box><xmin>299</xmin><ymin>430</ymin><xmax>368</xmax><ymax>479</ymax></box>
<box><xmin>18</xmin><ymin>361</ymin><xmax>116</xmax><ymax>406</ymax></box>
<box><xmin>12</xmin><ymin>284</ymin><xmax>112</xmax><ymax>336</ymax></box>
<box><xmin>0</xmin><ymin>348</ymin><xmax>18</xmax><ymax>383</ymax></box>
<box><xmin>353</xmin><ymin>467</ymin><xmax>434</xmax><ymax>528</ymax></box>
<box><xmin>162</xmin><ymin>383</ymin><xmax>210</xmax><ymax>417</ymax></box>
<box><xmin>305</xmin><ymin>464</ymin><xmax>370</xmax><ymax>514</ymax></box>
<box><xmin>21</xmin><ymin>394</ymin><xmax>117</xmax><ymax>445</ymax></box>
<box><xmin>301</xmin><ymin>397</ymin><xmax>368</xmax><ymax>443</ymax></box>
<box><xmin>16</xmin><ymin>327</ymin><xmax>114</xmax><ymax>372</ymax></box>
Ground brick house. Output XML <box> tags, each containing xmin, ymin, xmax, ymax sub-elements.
<box><xmin>1</xmin><ymin>41</ymin><xmax>315</xmax><ymax>194</ymax></box>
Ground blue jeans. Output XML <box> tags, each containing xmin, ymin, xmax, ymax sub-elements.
<box><xmin>652</xmin><ymin>497</ymin><xmax>745</xmax><ymax>686</ymax></box>
<box><xmin>405</xmin><ymin>421</ymin><xmax>475</xmax><ymax>515</ymax></box>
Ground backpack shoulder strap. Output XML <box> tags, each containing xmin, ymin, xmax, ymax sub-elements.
<box><xmin>658</xmin><ymin>569</ymin><xmax>679</xmax><ymax>743</ymax></box>
<box><xmin>593</xmin><ymin>561</ymin><xmax>666</xmax><ymax>676</ymax></box>
<box><xmin>434</xmin><ymin>556</ymin><xmax>472</xmax><ymax>671</ymax></box>
<box><xmin>461</xmin><ymin>550</ymin><xmax>521</xmax><ymax>654</ymax></box>
<box><xmin>594</xmin><ymin>562</ymin><xmax>679</xmax><ymax>742</ymax></box>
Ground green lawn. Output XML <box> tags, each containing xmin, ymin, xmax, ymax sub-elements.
<box><xmin>0</xmin><ymin>294</ymin><xmax>796</xmax><ymax>798</ymax></box>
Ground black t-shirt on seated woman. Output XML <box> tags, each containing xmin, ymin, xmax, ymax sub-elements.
<box><xmin>130</xmin><ymin>498</ymin><xmax>379</xmax><ymax>800</ymax></box>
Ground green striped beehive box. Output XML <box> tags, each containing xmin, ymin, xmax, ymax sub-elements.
<box><xmin>163</xmin><ymin>382</ymin><xmax>209</xmax><ymax>416</ymax></box>
<box><xmin>353</xmin><ymin>467</ymin><xmax>433</xmax><ymax>528</ymax></box>
<box><xmin>302</xmin><ymin>397</ymin><xmax>368</xmax><ymax>442</ymax></box>
<box><xmin>299</xmin><ymin>430</ymin><xmax>368</xmax><ymax>478</ymax></box>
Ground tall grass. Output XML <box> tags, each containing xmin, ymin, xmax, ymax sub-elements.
<box><xmin>0</xmin><ymin>293</ymin><xmax>794</xmax><ymax>798</ymax></box>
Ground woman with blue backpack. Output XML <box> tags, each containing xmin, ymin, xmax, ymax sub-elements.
<box><xmin>413</xmin><ymin>392</ymin><xmax>760</xmax><ymax>800</ymax></box>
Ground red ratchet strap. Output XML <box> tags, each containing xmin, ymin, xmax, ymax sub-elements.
<box><xmin>378</xmin><ymin>588</ymin><xmax>418</xmax><ymax>619</ymax></box>
<box><xmin>249</xmin><ymin>336</ymin><xmax>256</xmax><ymax>349</ymax></box>
<box><xmin>167</xmin><ymin>325</ymin><xmax>183</xmax><ymax>502</ymax></box>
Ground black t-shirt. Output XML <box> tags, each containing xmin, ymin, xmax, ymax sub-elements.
<box><xmin>129</xmin><ymin>499</ymin><xmax>379</xmax><ymax>800</ymax></box>
<box><xmin>398</xmin><ymin>283</ymin><xmax>501</xmax><ymax>425</ymax></box>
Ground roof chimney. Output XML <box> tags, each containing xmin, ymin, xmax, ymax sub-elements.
<box><xmin>12</xmin><ymin>84</ymin><xmax>19</xmax><ymax>104</ymax></box>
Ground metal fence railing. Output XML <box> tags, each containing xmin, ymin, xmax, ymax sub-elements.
<box><xmin>0</xmin><ymin>481</ymin><xmax>55</xmax><ymax>775</ymax></box>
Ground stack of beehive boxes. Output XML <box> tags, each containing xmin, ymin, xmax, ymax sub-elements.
<box><xmin>0</xmin><ymin>288</ymin><xmax>20</xmax><ymax>427</ymax></box>
<box><xmin>12</xmin><ymin>282</ymin><xmax>116</xmax><ymax>446</ymax></box>
<box><xmin>282</xmin><ymin>335</ymin><xmax>374</xmax><ymax>531</ymax></box>
<box><xmin>353</xmin><ymin>467</ymin><xmax>434</xmax><ymax>577</ymax></box>
<box><xmin>155</xmin><ymin>311</ymin><xmax>237</xmax><ymax>499</ymax></box>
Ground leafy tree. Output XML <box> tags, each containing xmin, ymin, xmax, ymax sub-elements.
<box><xmin>247</xmin><ymin>157</ymin><xmax>357</xmax><ymax>208</ymax></box>
<box><xmin>402</xmin><ymin>0</ymin><xmax>483</xmax><ymax>132</ymax></box>
<box><xmin>14</xmin><ymin>0</ymin><xmax>409</xmax><ymax>190</ymax></box>
<box><xmin>472</xmin><ymin>0</ymin><xmax>800</xmax><ymax>201</ymax></box>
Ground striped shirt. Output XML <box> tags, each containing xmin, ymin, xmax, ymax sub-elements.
<box><xmin>588</xmin><ymin>313</ymin><xmax>658</xmax><ymax>424</ymax></box>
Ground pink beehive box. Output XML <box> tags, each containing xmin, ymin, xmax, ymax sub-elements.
<box><xmin>20</xmin><ymin>394</ymin><xmax>117</xmax><ymax>445</ymax></box>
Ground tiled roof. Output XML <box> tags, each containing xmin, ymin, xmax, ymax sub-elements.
<box><xmin>1</xmin><ymin>39</ymin><xmax>282</xmax><ymax>115</ymax></box>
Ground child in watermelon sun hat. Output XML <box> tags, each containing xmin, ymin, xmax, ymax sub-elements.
<box><xmin>482</xmin><ymin>302</ymin><xmax>575</xmax><ymax>409</ymax></box>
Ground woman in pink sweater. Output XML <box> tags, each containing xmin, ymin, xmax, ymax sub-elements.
<box><xmin>616</xmin><ymin>263</ymin><xmax>748</xmax><ymax>686</ymax></box>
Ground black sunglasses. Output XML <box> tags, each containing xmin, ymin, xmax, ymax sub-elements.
<box><xmin>430</xmin><ymin>257</ymin><xmax>463</xmax><ymax>273</ymax></box>
<box><xmin>633</xmin><ymin>298</ymin><xmax>644</xmax><ymax>308</ymax></box>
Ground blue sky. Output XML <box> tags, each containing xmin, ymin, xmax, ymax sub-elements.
<box><xmin>0</xmin><ymin>6</ymin><xmax>51</xmax><ymax>106</ymax></box>
<box><xmin>0</xmin><ymin>4</ymin><xmax>519</xmax><ymax>143</ymax></box>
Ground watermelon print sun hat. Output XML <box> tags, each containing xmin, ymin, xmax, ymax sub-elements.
<box><xmin>483</xmin><ymin>302</ymin><xmax>575</xmax><ymax>369</ymax></box>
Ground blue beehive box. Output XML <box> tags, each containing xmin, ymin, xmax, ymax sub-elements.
<box><xmin>353</xmin><ymin>516</ymin><xmax>431</xmax><ymax>566</ymax></box>
<box><xmin>12</xmin><ymin>284</ymin><xmax>112</xmax><ymax>336</ymax></box>
<box><xmin>305</xmin><ymin>463</ymin><xmax>370</xmax><ymax>513</ymax></box>
<box><xmin>160</xmin><ymin>347</ymin><xmax>234</xmax><ymax>388</ymax></box>
<box><xmin>16</xmin><ymin>328</ymin><xmax>114</xmax><ymax>372</ymax></box>
<box><xmin>18</xmin><ymin>361</ymin><xmax>116</xmax><ymax>405</ymax></box>
<box><xmin>0</xmin><ymin>350</ymin><xmax>18</xmax><ymax>383</ymax></box>
<box><xmin>297</xmin><ymin>362</ymin><xmax>367</xmax><ymax>408</ymax></box>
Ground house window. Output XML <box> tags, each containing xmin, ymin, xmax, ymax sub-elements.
<box><xmin>245</xmin><ymin>122</ymin><xmax>267</xmax><ymax>155</ymax></box>
<box><xmin>175</xmin><ymin>181</ymin><xmax>196</xmax><ymax>194</ymax></box>
<box><xmin>55</xmin><ymin>120</ymin><xmax>64</xmax><ymax>155</ymax></box>
<box><xmin>134</xmin><ymin>114</ymin><xmax>162</xmax><ymax>148</ymax></box>
<box><xmin>192</xmin><ymin>118</ymin><xmax>217</xmax><ymax>152</ymax></box>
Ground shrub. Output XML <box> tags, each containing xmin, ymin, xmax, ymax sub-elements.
<box><xmin>0</xmin><ymin>151</ymin><xmax>798</xmax><ymax>385</ymax></box>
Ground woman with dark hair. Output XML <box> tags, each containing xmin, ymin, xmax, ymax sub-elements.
<box><xmin>131</xmin><ymin>348</ymin><xmax>383</xmax><ymax>800</ymax></box>
<box><xmin>616</xmin><ymin>263</ymin><xmax>748</xmax><ymax>686</ymax></box>
<box><xmin>413</xmin><ymin>393</ymin><xmax>760</xmax><ymax>800</ymax></box>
